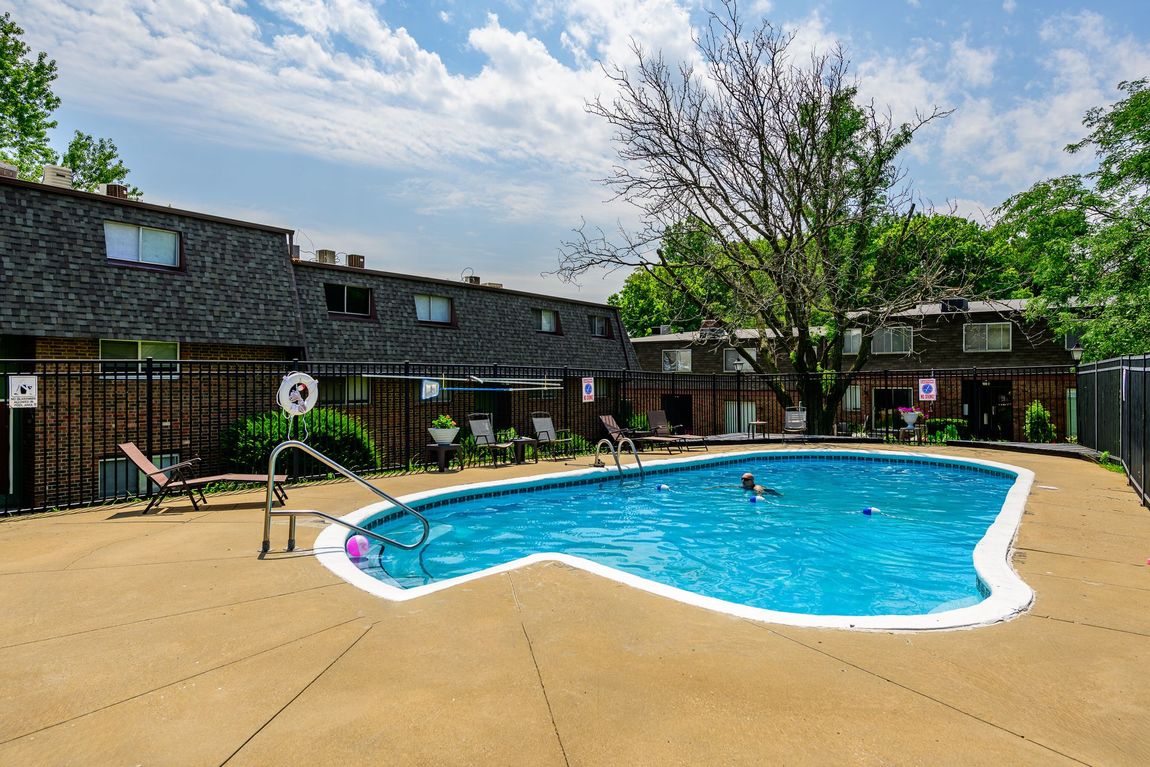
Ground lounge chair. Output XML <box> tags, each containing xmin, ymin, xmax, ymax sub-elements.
<box><xmin>646</xmin><ymin>410</ymin><xmax>708</xmax><ymax>451</ymax></box>
<box><xmin>783</xmin><ymin>407</ymin><xmax>807</xmax><ymax>442</ymax></box>
<box><xmin>599</xmin><ymin>414</ymin><xmax>681</xmax><ymax>453</ymax></box>
<box><xmin>467</xmin><ymin>413</ymin><xmax>515</xmax><ymax>466</ymax></box>
<box><xmin>531</xmin><ymin>411</ymin><xmax>575</xmax><ymax>460</ymax></box>
<box><xmin>118</xmin><ymin>442</ymin><xmax>288</xmax><ymax>514</ymax></box>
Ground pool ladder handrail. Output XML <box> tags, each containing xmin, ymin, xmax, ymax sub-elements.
<box><xmin>262</xmin><ymin>440</ymin><xmax>430</xmax><ymax>554</ymax></box>
<box><xmin>593</xmin><ymin>437</ymin><xmax>644</xmax><ymax>478</ymax></box>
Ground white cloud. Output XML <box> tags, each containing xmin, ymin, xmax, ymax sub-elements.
<box><xmin>439</xmin><ymin>10</ymin><xmax>452</xmax><ymax>23</ymax></box>
<box><xmin>1003</xmin><ymin>0</ymin><xmax>1017</xmax><ymax>13</ymax></box>
<box><xmin>948</xmin><ymin>38</ymin><xmax>997</xmax><ymax>89</ymax></box>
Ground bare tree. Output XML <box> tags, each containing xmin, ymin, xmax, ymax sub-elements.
<box><xmin>558</xmin><ymin>2</ymin><xmax>959</xmax><ymax>433</ymax></box>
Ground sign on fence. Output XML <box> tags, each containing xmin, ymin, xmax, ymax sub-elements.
<box><xmin>7</xmin><ymin>376</ymin><xmax>37</xmax><ymax>408</ymax></box>
<box><xmin>582</xmin><ymin>377</ymin><xmax>595</xmax><ymax>403</ymax></box>
<box><xmin>918</xmin><ymin>378</ymin><xmax>937</xmax><ymax>402</ymax></box>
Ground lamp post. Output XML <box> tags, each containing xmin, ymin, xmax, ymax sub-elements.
<box><xmin>733</xmin><ymin>358</ymin><xmax>745</xmax><ymax>435</ymax></box>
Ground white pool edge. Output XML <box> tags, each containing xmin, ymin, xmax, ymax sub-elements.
<box><xmin>313</xmin><ymin>448</ymin><xmax>1036</xmax><ymax>632</ymax></box>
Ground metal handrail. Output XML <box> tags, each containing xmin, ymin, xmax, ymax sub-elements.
<box><xmin>593</xmin><ymin>437</ymin><xmax>644</xmax><ymax>479</ymax></box>
<box><xmin>262</xmin><ymin>440</ymin><xmax>430</xmax><ymax>553</ymax></box>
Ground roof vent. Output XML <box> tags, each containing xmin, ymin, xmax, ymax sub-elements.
<box><xmin>41</xmin><ymin>165</ymin><xmax>73</xmax><ymax>189</ymax></box>
<box><xmin>463</xmin><ymin>275</ymin><xmax>481</xmax><ymax>285</ymax></box>
<box><xmin>316</xmin><ymin>249</ymin><xmax>337</xmax><ymax>264</ymax></box>
<box><xmin>940</xmin><ymin>298</ymin><xmax>969</xmax><ymax>313</ymax></box>
<box><xmin>658</xmin><ymin>324</ymin><xmax>672</xmax><ymax>335</ymax></box>
<box><xmin>0</xmin><ymin>161</ymin><xmax>17</xmax><ymax>179</ymax></box>
<box><xmin>346</xmin><ymin>253</ymin><xmax>365</xmax><ymax>269</ymax></box>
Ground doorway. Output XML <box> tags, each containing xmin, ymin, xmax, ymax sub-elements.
<box><xmin>661</xmin><ymin>394</ymin><xmax>693</xmax><ymax>433</ymax></box>
<box><xmin>961</xmin><ymin>380</ymin><xmax>1014</xmax><ymax>441</ymax></box>
<box><xmin>871</xmin><ymin>387</ymin><xmax>914</xmax><ymax>431</ymax></box>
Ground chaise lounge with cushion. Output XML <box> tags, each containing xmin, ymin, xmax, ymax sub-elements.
<box><xmin>646</xmin><ymin>409</ymin><xmax>708</xmax><ymax>451</ymax></box>
<box><xmin>599</xmin><ymin>414</ymin><xmax>682</xmax><ymax>453</ymax></box>
<box><xmin>118</xmin><ymin>442</ymin><xmax>288</xmax><ymax>514</ymax></box>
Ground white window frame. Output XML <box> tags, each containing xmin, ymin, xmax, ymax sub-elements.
<box><xmin>843</xmin><ymin>384</ymin><xmax>862</xmax><ymax>412</ymax></box>
<box><xmin>872</xmin><ymin>326</ymin><xmax>913</xmax><ymax>355</ymax></box>
<box><xmin>324</xmin><ymin>284</ymin><xmax>372</xmax><ymax>316</ymax></box>
<box><xmin>98</xmin><ymin>452</ymin><xmax>180</xmax><ymax>499</ymax></box>
<box><xmin>590</xmin><ymin>315</ymin><xmax>611</xmax><ymax>338</ymax></box>
<box><xmin>842</xmin><ymin>328</ymin><xmax>862</xmax><ymax>355</ymax></box>
<box><xmin>662</xmin><ymin>349</ymin><xmax>692</xmax><ymax>372</ymax></box>
<box><xmin>414</xmin><ymin>294</ymin><xmax>453</xmax><ymax>324</ymax></box>
<box><xmin>538</xmin><ymin>309</ymin><xmax>559</xmax><ymax>333</ymax></box>
<box><xmin>963</xmin><ymin>322</ymin><xmax>1012</xmax><ymax>353</ymax></box>
<box><xmin>723</xmin><ymin>347</ymin><xmax>758</xmax><ymax>372</ymax></box>
<box><xmin>104</xmin><ymin>221</ymin><xmax>180</xmax><ymax>267</ymax></box>
<box><xmin>99</xmin><ymin>339</ymin><xmax>180</xmax><ymax>377</ymax></box>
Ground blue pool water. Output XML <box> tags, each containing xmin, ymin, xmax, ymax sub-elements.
<box><xmin>357</xmin><ymin>455</ymin><xmax>1016</xmax><ymax>616</ymax></box>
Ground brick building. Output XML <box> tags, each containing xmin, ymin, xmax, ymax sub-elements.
<box><xmin>0</xmin><ymin>173</ymin><xmax>635</xmax><ymax>510</ymax></box>
<box><xmin>630</xmin><ymin>301</ymin><xmax>1079</xmax><ymax>441</ymax></box>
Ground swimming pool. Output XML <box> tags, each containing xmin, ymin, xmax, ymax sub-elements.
<box><xmin>315</xmin><ymin>450</ymin><xmax>1035</xmax><ymax>631</ymax></box>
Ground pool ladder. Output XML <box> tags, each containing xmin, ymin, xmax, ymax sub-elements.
<box><xmin>261</xmin><ymin>440</ymin><xmax>430</xmax><ymax>554</ymax></box>
<box><xmin>593</xmin><ymin>437</ymin><xmax>644</xmax><ymax>479</ymax></box>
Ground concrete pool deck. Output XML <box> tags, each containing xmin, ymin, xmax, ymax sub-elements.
<box><xmin>1</xmin><ymin>445</ymin><xmax>1147</xmax><ymax>765</ymax></box>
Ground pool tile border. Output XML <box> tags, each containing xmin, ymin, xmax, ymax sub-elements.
<box><xmin>314</xmin><ymin>449</ymin><xmax>1035</xmax><ymax>632</ymax></box>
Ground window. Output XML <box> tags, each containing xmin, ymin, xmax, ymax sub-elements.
<box><xmin>843</xmin><ymin>384</ymin><xmax>862</xmax><ymax>412</ymax></box>
<box><xmin>104</xmin><ymin>222</ymin><xmax>179</xmax><ymax>267</ymax></box>
<box><xmin>98</xmin><ymin>453</ymin><xmax>180</xmax><ymax>499</ymax></box>
<box><xmin>723</xmin><ymin>347</ymin><xmax>758</xmax><ymax>372</ymax></box>
<box><xmin>414</xmin><ymin>294</ymin><xmax>453</xmax><ymax>324</ymax></box>
<box><xmin>99</xmin><ymin>339</ymin><xmax>179</xmax><ymax>375</ymax></box>
<box><xmin>872</xmin><ymin>326</ymin><xmax>913</xmax><ymax>354</ymax></box>
<box><xmin>963</xmin><ymin>322</ymin><xmax>1012</xmax><ymax>352</ymax></box>
<box><xmin>536</xmin><ymin>309</ymin><xmax>560</xmax><ymax>334</ymax></box>
<box><xmin>319</xmin><ymin>376</ymin><xmax>370</xmax><ymax>404</ymax></box>
<box><xmin>842</xmin><ymin>329</ymin><xmax>862</xmax><ymax>355</ymax></box>
<box><xmin>662</xmin><ymin>349</ymin><xmax>692</xmax><ymax>372</ymax></box>
<box><xmin>590</xmin><ymin>315</ymin><xmax>612</xmax><ymax>338</ymax></box>
<box><xmin>324</xmin><ymin>284</ymin><xmax>372</xmax><ymax>316</ymax></box>
<box><xmin>1064</xmin><ymin>330</ymin><xmax>1083</xmax><ymax>351</ymax></box>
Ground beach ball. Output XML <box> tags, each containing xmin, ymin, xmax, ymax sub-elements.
<box><xmin>346</xmin><ymin>534</ymin><xmax>371</xmax><ymax>558</ymax></box>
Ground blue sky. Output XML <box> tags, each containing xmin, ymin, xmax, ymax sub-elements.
<box><xmin>12</xmin><ymin>0</ymin><xmax>1150</xmax><ymax>302</ymax></box>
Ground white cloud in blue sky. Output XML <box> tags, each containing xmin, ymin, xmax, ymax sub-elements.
<box><xmin>11</xmin><ymin>0</ymin><xmax>1150</xmax><ymax>301</ymax></box>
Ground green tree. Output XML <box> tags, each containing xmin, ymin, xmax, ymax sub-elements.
<box><xmin>995</xmin><ymin>79</ymin><xmax>1150</xmax><ymax>359</ymax></box>
<box><xmin>0</xmin><ymin>12</ymin><xmax>60</xmax><ymax>179</ymax></box>
<box><xmin>61</xmin><ymin>131</ymin><xmax>139</xmax><ymax>196</ymax></box>
<box><xmin>559</xmin><ymin>1</ymin><xmax>958</xmax><ymax>432</ymax></box>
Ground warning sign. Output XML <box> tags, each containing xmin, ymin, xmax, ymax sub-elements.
<box><xmin>918</xmin><ymin>378</ymin><xmax>937</xmax><ymax>402</ymax></box>
<box><xmin>582</xmin><ymin>377</ymin><xmax>595</xmax><ymax>403</ymax></box>
<box><xmin>8</xmin><ymin>376</ymin><xmax>38</xmax><ymax>408</ymax></box>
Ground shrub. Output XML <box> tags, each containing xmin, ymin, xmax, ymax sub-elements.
<box><xmin>926</xmin><ymin>417</ymin><xmax>969</xmax><ymax>440</ymax></box>
<box><xmin>1023</xmin><ymin>401</ymin><xmax>1056</xmax><ymax>443</ymax></box>
<box><xmin>221</xmin><ymin>408</ymin><xmax>380</xmax><ymax>476</ymax></box>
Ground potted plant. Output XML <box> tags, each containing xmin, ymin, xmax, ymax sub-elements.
<box><xmin>428</xmin><ymin>414</ymin><xmax>459</xmax><ymax>445</ymax></box>
<box><xmin>898</xmin><ymin>406</ymin><xmax>926</xmax><ymax>427</ymax></box>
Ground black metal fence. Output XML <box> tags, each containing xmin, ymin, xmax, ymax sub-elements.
<box><xmin>0</xmin><ymin>358</ymin><xmax>1076</xmax><ymax>515</ymax></box>
<box><xmin>1078</xmin><ymin>355</ymin><xmax>1149</xmax><ymax>508</ymax></box>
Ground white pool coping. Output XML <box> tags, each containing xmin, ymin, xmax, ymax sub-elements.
<box><xmin>313</xmin><ymin>449</ymin><xmax>1035</xmax><ymax>632</ymax></box>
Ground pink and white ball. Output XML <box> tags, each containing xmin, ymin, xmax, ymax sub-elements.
<box><xmin>345</xmin><ymin>534</ymin><xmax>371</xmax><ymax>558</ymax></box>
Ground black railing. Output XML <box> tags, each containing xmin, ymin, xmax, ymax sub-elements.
<box><xmin>1078</xmin><ymin>355</ymin><xmax>1149</xmax><ymax>508</ymax></box>
<box><xmin>0</xmin><ymin>358</ymin><xmax>1076</xmax><ymax>515</ymax></box>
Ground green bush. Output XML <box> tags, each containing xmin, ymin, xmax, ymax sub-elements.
<box><xmin>926</xmin><ymin>417</ymin><xmax>969</xmax><ymax>440</ymax></box>
<box><xmin>221</xmin><ymin>408</ymin><xmax>380</xmax><ymax>475</ymax></box>
<box><xmin>1023</xmin><ymin>401</ymin><xmax>1056</xmax><ymax>443</ymax></box>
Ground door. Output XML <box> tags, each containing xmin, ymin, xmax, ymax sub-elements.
<box><xmin>724</xmin><ymin>401</ymin><xmax>756</xmax><ymax>434</ymax></box>
<box><xmin>871</xmin><ymin>387</ymin><xmax>914</xmax><ymax>431</ymax></box>
<box><xmin>962</xmin><ymin>381</ymin><xmax>1014</xmax><ymax>440</ymax></box>
<box><xmin>661</xmin><ymin>394</ymin><xmax>693</xmax><ymax>433</ymax></box>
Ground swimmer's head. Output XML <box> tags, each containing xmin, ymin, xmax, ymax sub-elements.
<box><xmin>741</xmin><ymin>472</ymin><xmax>755</xmax><ymax>489</ymax></box>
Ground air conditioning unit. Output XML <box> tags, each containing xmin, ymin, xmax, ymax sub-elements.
<box><xmin>463</xmin><ymin>275</ymin><xmax>481</xmax><ymax>285</ymax></box>
<box><xmin>346</xmin><ymin>253</ymin><xmax>365</xmax><ymax>269</ymax></box>
<box><xmin>290</xmin><ymin>244</ymin><xmax>301</xmax><ymax>259</ymax></box>
<box><xmin>0</xmin><ymin>161</ymin><xmax>17</xmax><ymax>179</ymax></box>
<box><xmin>41</xmin><ymin>165</ymin><xmax>73</xmax><ymax>189</ymax></box>
<box><xmin>97</xmin><ymin>183</ymin><xmax>129</xmax><ymax>199</ymax></box>
<box><xmin>941</xmin><ymin>298</ymin><xmax>969</xmax><ymax>313</ymax></box>
<box><xmin>316</xmin><ymin>249</ymin><xmax>337</xmax><ymax>264</ymax></box>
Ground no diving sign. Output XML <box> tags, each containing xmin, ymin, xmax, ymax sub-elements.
<box><xmin>582</xmin><ymin>377</ymin><xmax>595</xmax><ymax>403</ymax></box>
<box><xmin>918</xmin><ymin>378</ymin><xmax>937</xmax><ymax>402</ymax></box>
<box><xmin>8</xmin><ymin>376</ymin><xmax>38</xmax><ymax>408</ymax></box>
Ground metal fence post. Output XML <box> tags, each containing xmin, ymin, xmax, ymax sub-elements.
<box><xmin>736</xmin><ymin>367</ymin><xmax>743</xmax><ymax>435</ymax></box>
<box><xmin>711</xmin><ymin>373</ymin><xmax>718</xmax><ymax>435</ymax></box>
<box><xmin>403</xmin><ymin>360</ymin><xmax>411</xmax><ymax>470</ymax></box>
<box><xmin>144</xmin><ymin>356</ymin><xmax>154</xmax><ymax>500</ymax></box>
<box><xmin>562</xmin><ymin>366</ymin><xmax>570</xmax><ymax>439</ymax></box>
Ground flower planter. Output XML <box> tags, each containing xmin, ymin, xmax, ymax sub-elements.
<box><xmin>901</xmin><ymin>412</ymin><xmax>919</xmax><ymax>427</ymax></box>
<box><xmin>428</xmin><ymin>427</ymin><xmax>460</xmax><ymax>445</ymax></box>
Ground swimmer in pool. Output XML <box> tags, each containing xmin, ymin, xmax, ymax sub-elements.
<box><xmin>741</xmin><ymin>472</ymin><xmax>781</xmax><ymax>497</ymax></box>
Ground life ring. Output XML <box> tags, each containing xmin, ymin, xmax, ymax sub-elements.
<box><xmin>277</xmin><ymin>372</ymin><xmax>319</xmax><ymax>417</ymax></box>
